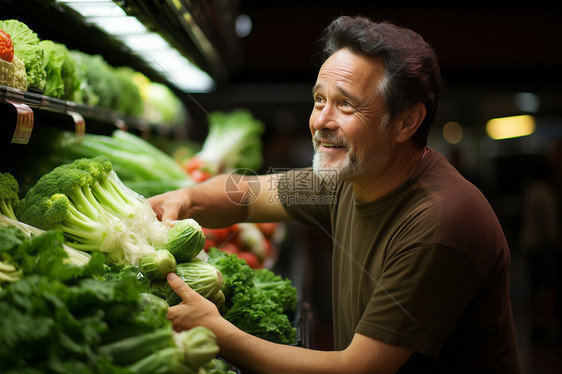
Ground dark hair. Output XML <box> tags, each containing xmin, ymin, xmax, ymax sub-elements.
<box><xmin>319</xmin><ymin>16</ymin><xmax>444</xmax><ymax>147</ymax></box>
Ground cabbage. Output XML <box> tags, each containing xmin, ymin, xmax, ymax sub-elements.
<box><xmin>138</xmin><ymin>249</ymin><xmax>177</xmax><ymax>280</ymax></box>
<box><xmin>39</xmin><ymin>40</ymin><xmax>64</xmax><ymax>98</ymax></box>
<box><xmin>166</xmin><ymin>260</ymin><xmax>223</xmax><ymax>305</ymax></box>
<box><xmin>0</xmin><ymin>19</ymin><xmax>46</xmax><ymax>90</ymax></box>
<box><xmin>40</xmin><ymin>40</ymin><xmax>79</xmax><ymax>99</ymax></box>
<box><xmin>165</xmin><ymin>219</ymin><xmax>206</xmax><ymax>263</ymax></box>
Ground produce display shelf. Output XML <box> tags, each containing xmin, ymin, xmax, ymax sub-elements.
<box><xmin>0</xmin><ymin>84</ymin><xmax>158</xmax><ymax>144</ymax></box>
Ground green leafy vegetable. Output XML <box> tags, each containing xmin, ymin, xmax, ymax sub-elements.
<box><xmin>190</xmin><ymin>109</ymin><xmax>265</xmax><ymax>176</ymax></box>
<box><xmin>14</xmin><ymin>156</ymin><xmax>169</xmax><ymax>269</ymax></box>
<box><xmin>0</xmin><ymin>172</ymin><xmax>19</xmax><ymax>220</ymax></box>
<box><xmin>133</xmin><ymin>72</ymin><xmax>188</xmax><ymax>127</ymax></box>
<box><xmin>206</xmin><ymin>248</ymin><xmax>297</xmax><ymax>344</ymax></box>
<box><xmin>253</xmin><ymin>268</ymin><xmax>298</xmax><ymax>317</ymax></box>
<box><xmin>166</xmin><ymin>260</ymin><xmax>223</xmax><ymax>305</ymax></box>
<box><xmin>48</xmin><ymin>128</ymin><xmax>193</xmax><ymax>197</ymax></box>
<box><xmin>40</xmin><ymin>40</ymin><xmax>80</xmax><ymax>99</ymax></box>
<box><xmin>138</xmin><ymin>249</ymin><xmax>177</xmax><ymax>280</ymax></box>
<box><xmin>113</xmin><ymin>66</ymin><xmax>144</xmax><ymax>117</ymax></box>
<box><xmin>165</xmin><ymin>218</ymin><xmax>206</xmax><ymax>262</ymax></box>
<box><xmin>0</xmin><ymin>225</ymin><xmax>220</xmax><ymax>373</ymax></box>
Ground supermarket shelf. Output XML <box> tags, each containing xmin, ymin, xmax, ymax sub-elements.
<box><xmin>0</xmin><ymin>85</ymin><xmax>178</xmax><ymax>144</ymax></box>
<box><xmin>1</xmin><ymin>0</ymin><xmax>240</xmax><ymax>87</ymax></box>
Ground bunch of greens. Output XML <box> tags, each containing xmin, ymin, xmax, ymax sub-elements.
<box><xmin>113</xmin><ymin>66</ymin><xmax>144</xmax><ymax>117</ymax></box>
<box><xmin>132</xmin><ymin>72</ymin><xmax>188</xmax><ymax>127</ymax></box>
<box><xmin>0</xmin><ymin>225</ymin><xmax>221</xmax><ymax>373</ymax></box>
<box><xmin>14</xmin><ymin>157</ymin><xmax>204</xmax><ymax>279</ymax></box>
<box><xmin>0</xmin><ymin>19</ymin><xmax>46</xmax><ymax>90</ymax></box>
<box><xmin>39</xmin><ymin>40</ymin><xmax>80</xmax><ymax>100</ymax></box>
<box><xmin>185</xmin><ymin>109</ymin><xmax>265</xmax><ymax>181</ymax></box>
<box><xmin>46</xmin><ymin>128</ymin><xmax>194</xmax><ymax>197</ymax></box>
<box><xmin>205</xmin><ymin>248</ymin><xmax>297</xmax><ymax>345</ymax></box>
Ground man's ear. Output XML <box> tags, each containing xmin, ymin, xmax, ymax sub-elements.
<box><xmin>396</xmin><ymin>102</ymin><xmax>426</xmax><ymax>143</ymax></box>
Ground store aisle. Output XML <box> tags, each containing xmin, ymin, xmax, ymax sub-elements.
<box><xmin>510</xmin><ymin>251</ymin><xmax>562</xmax><ymax>374</ymax></box>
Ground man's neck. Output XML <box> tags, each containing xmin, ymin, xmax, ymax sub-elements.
<box><xmin>351</xmin><ymin>146</ymin><xmax>427</xmax><ymax>203</ymax></box>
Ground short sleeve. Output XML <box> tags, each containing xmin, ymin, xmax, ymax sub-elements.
<box><xmin>276</xmin><ymin>168</ymin><xmax>335</xmax><ymax>230</ymax></box>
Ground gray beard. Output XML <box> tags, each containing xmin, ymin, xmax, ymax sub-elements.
<box><xmin>312</xmin><ymin>146</ymin><xmax>357</xmax><ymax>183</ymax></box>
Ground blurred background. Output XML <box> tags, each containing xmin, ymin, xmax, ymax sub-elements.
<box><xmin>3</xmin><ymin>2</ymin><xmax>562</xmax><ymax>372</ymax></box>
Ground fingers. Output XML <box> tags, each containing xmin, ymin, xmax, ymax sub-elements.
<box><xmin>167</xmin><ymin>272</ymin><xmax>194</xmax><ymax>301</ymax></box>
<box><xmin>148</xmin><ymin>194</ymin><xmax>180</xmax><ymax>223</ymax></box>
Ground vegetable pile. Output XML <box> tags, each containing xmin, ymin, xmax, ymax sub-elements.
<box><xmin>205</xmin><ymin>248</ymin><xmax>297</xmax><ymax>345</ymax></box>
<box><xmin>0</xmin><ymin>19</ymin><xmax>187</xmax><ymax>124</ymax></box>
<box><xmin>0</xmin><ymin>225</ymin><xmax>228</xmax><ymax>373</ymax></box>
<box><xmin>45</xmin><ymin>128</ymin><xmax>194</xmax><ymax>198</ymax></box>
<box><xmin>2</xmin><ymin>157</ymin><xmax>298</xmax><ymax>356</ymax></box>
<box><xmin>0</xmin><ymin>26</ymin><xmax>26</xmax><ymax>90</ymax></box>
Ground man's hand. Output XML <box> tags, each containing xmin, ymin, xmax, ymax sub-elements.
<box><xmin>166</xmin><ymin>273</ymin><xmax>222</xmax><ymax>332</ymax></box>
<box><xmin>148</xmin><ymin>188</ymin><xmax>192</xmax><ymax>224</ymax></box>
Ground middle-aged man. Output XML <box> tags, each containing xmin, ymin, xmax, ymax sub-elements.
<box><xmin>149</xmin><ymin>15</ymin><xmax>520</xmax><ymax>374</ymax></box>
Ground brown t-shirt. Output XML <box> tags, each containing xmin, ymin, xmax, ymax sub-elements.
<box><xmin>278</xmin><ymin>148</ymin><xmax>520</xmax><ymax>373</ymax></box>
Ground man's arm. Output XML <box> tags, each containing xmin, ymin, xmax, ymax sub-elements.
<box><xmin>167</xmin><ymin>273</ymin><xmax>413</xmax><ymax>374</ymax></box>
<box><xmin>148</xmin><ymin>173</ymin><xmax>291</xmax><ymax>227</ymax></box>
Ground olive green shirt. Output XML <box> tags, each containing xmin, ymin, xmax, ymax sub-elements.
<box><xmin>278</xmin><ymin>148</ymin><xmax>519</xmax><ymax>373</ymax></box>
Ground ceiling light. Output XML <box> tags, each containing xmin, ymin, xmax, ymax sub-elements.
<box><xmin>235</xmin><ymin>14</ymin><xmax>252</xmax><ymax>38</ymax></box>
<box><xmin>485</xmin><ymin>115</ymin><xmax>536</xmax><ymax>140</ymax></box>
<box><xmin>442</xmin><ymin>121</ymin><xmax>463</xmax><ymax>144</ymax></box>
<box><xmin>57</xmin><ymin>0</ymin><xmax>214</xmax><ymax>92</ymax></box>
<box><xmin>514</xmin><ymin>92</ymin><xmax>540</xmax><ymax>113</ymax></box>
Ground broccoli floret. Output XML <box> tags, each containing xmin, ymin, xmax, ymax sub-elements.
<box><xmin>69</xmin><ymin>156</ymin><xmax>143</xmax><ymax>219</ymax></box>
<box><xmin>0</xmin><ymin>172</ymin><xmax>19</xmax><ymax>220</ymax></box>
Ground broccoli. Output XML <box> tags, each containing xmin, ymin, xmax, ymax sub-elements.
<box><xmin>0</xmin><ymin>172</ymin><xmax>19</xmax><ymax>220</ymax></box>
<box><xmin>15</xmin><ymin>157</ymin><xmax>156</xmax><ymax>266</ymax></box>
<box><xmin>68</xmin><ymin>156</ymin><xmax>144</xmax><ymax>220</ymax></box>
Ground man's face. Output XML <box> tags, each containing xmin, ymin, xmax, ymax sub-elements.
<box><xmin>310</xmin><ymin>48</ymin><xmax>394</xmax><ymax>183</ymax></box>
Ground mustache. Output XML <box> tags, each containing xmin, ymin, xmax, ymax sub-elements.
<box><xmin>312</xmin><ymin>130</ymin><xmax>349</xmax><ymax>147</ymax></box>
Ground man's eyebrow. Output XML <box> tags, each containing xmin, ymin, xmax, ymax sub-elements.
<box><xmin>312</xmin><ymin>83</ymin><xmax>321</xmax><ymax>97</ymax></box>
<box><xmin>312</xmin><ymin>83</ymin><xmax>362</xmax><ymax>104</ymax></box>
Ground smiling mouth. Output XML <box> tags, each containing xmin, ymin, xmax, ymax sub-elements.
<box><xmin>320</xmin><ymin>142</ymin><xmax>345</xmax><ymax>148</ymax></box>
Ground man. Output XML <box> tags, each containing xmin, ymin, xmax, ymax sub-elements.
<box><xmin>149</xmin><ymin>16</ymin><xmax>520</xmax><ymax>373</ymax></box>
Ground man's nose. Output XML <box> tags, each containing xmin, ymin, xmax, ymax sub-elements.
<box><xmin>312</xmin><ymin>104</ymin><xmax>340</xmax><ymax>132</ymax></box>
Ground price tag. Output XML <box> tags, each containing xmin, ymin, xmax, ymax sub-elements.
<box><xmin>8</xmin><ymin>100</ymin><xmax>34</xmax><ymax>144</ymax></box>
<box><xmin>68</xmin><ymin>111</ymin><xmax>86</xmax><ymax>139</ymax></box>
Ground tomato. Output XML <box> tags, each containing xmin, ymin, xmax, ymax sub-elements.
<box><xmin>236</xmin><ymin>251</ymin><xmax>262</xmax><ymax>269</ymax></box>
<box><xmin>0</xmin><ymin>30</ymin><xmax>14</xmax><ymax>62</ymax></box>
<box><xmin>184</xmin><ymin>157</ymin><xmax>203</xmax><ymax>173</ymax></box>
<box><xmin>209</xmin><ymin>227</ymin><xmax>232</xmax><ymax>244</ymax></box>
<box><xmin>190</xmin><ymin>169</ymin><xmax>212</xmax><ymax>183</ymax></box>
<box><xmin>262</xmin><ymin>238</ymin><xmax>273</xmax><ymax>258</ymax></box>
<box><xmin>219</xmin><ymin>242</ymin><xmax>240</xmax><ymax>255</ymax></box>
<box><xmin>203</xmin><ymin>238</ymin><xmax>216</xmax><ymax>251</ymax></box>
<box><xmin>256</xmin><ymin>222</ymin><xmax>278</xmax><ymax>238</ymax></box>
